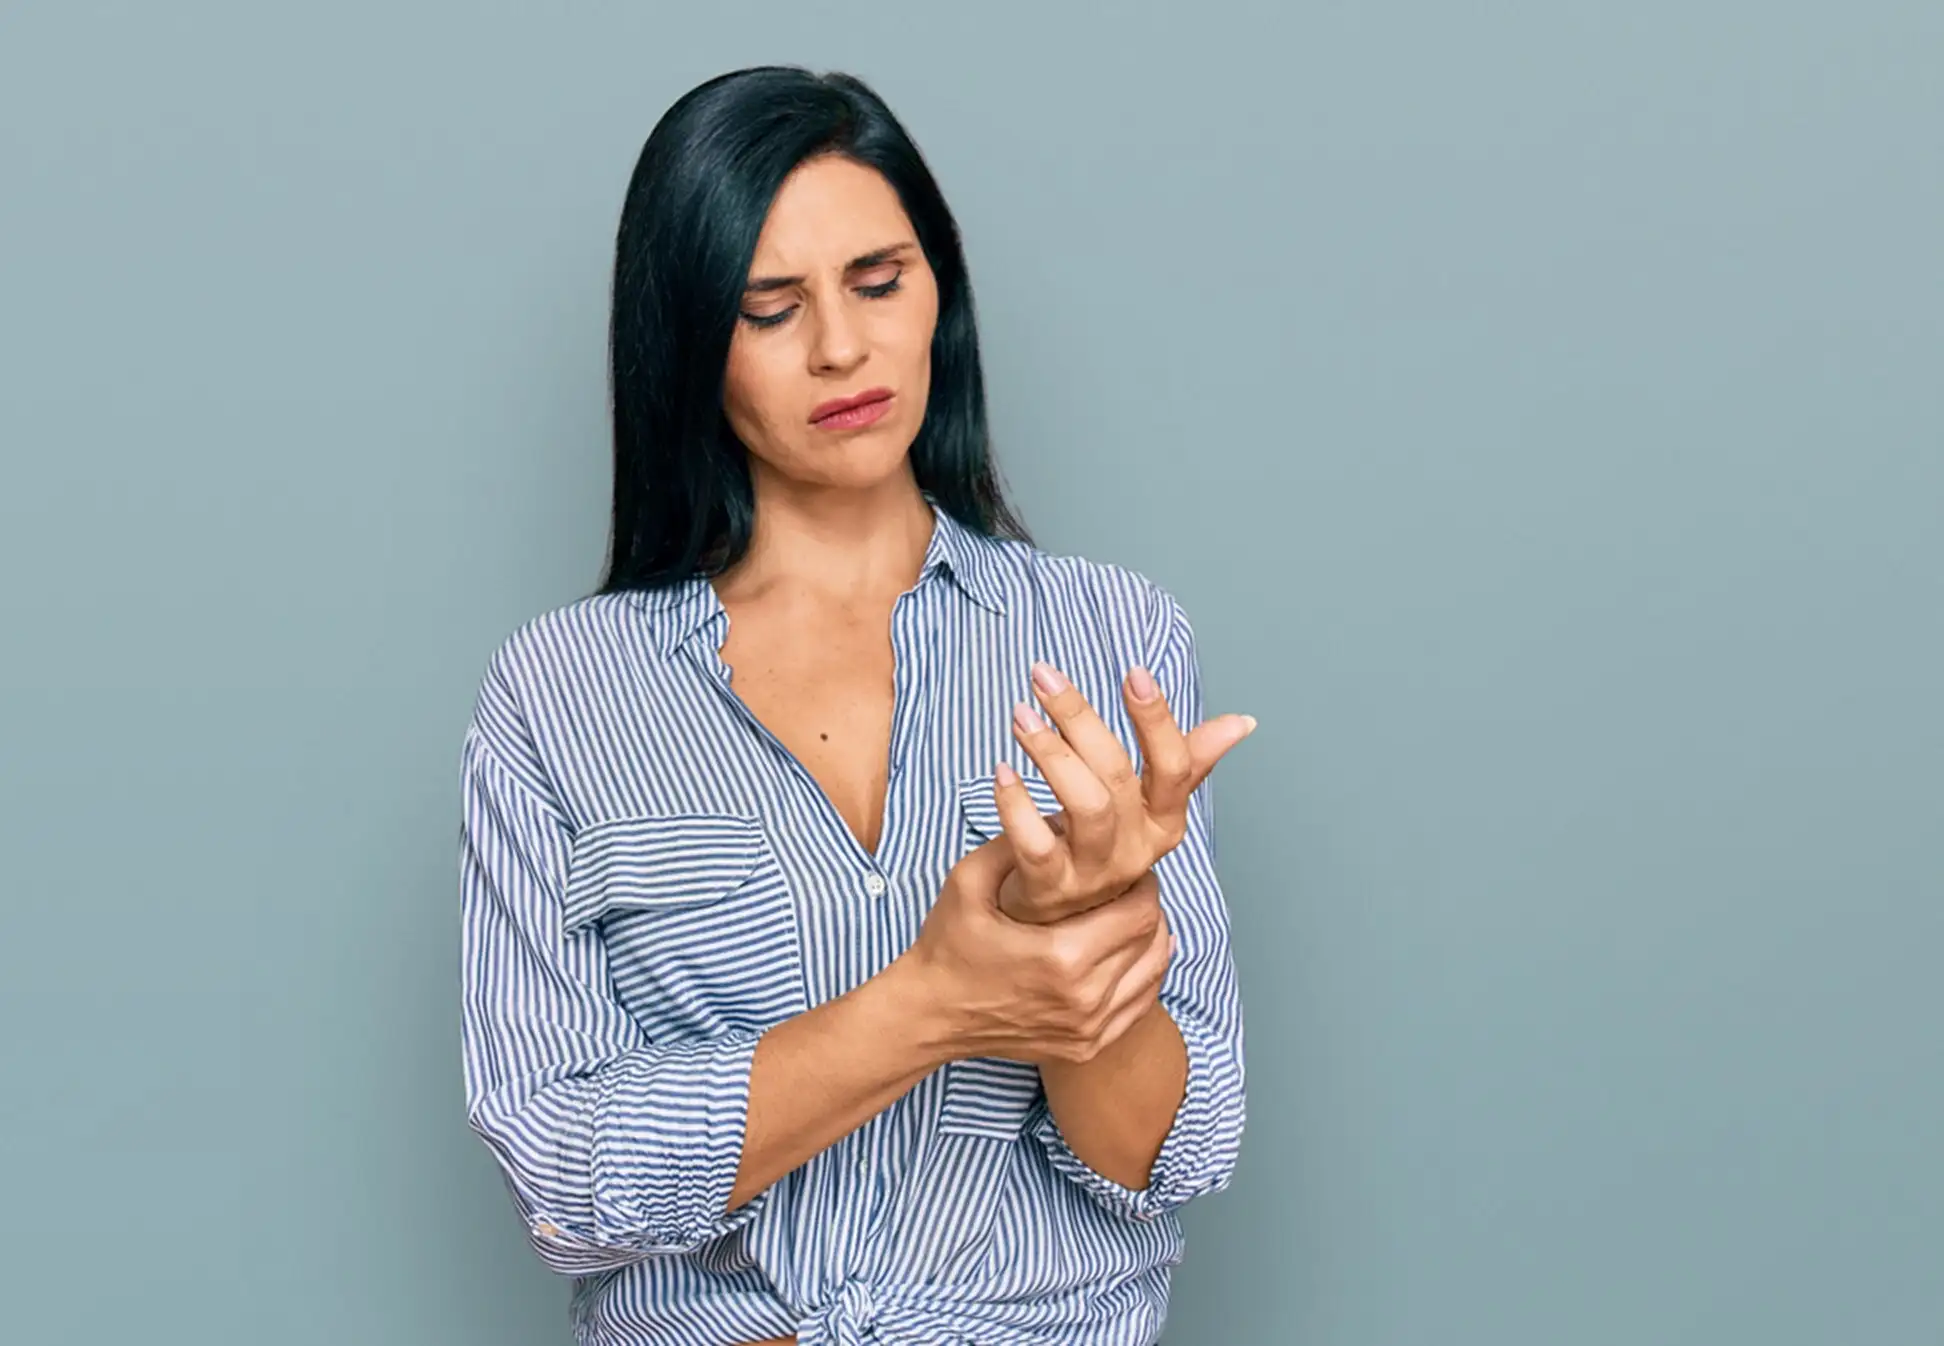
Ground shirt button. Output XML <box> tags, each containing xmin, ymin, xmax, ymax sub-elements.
<box><xmin>863</xmin><ymin>873</ymin><xmax>887</xmax><ymax>897</ymax></box>
<box><xmin>534</xmin><ymin>1219</ymin><xmax>561</xmax><ymax>1238</ymax></box>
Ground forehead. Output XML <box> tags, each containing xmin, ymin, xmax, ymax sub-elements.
<box><xmin>747</xmin><ymin>156</ymin><xmax>915</xmax><ymax>270</ymax></box>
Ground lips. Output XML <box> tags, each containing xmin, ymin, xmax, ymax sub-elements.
<box><xmin>810</xmin><ymin>387</ymin><xmax>893</xmax><ymax>424</ymax></box>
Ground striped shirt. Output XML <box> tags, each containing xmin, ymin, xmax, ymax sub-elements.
<box><xmin>459</xmin><ymin>501</ymin><xmax>1246</xmax><ymax>1346</ymax></box>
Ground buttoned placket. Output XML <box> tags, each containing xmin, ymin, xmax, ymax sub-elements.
<box><xmin>872</xmin><ymin>577</ymin><xmax>944</xmax><ymax>888</ymax></box>
<box><xmin>690</xmin><ymin>577</ymin><xmax>946</xmax><ymax>895</ymax></box>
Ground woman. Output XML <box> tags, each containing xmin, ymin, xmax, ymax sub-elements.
<box><xmin>459</xmin><ymin>66</ymin><xmax>1253</xmax><ymax>1346</ymax></box>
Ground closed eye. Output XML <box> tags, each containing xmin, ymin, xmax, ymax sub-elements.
<box><xmin>740</xmin><ymin>265</ymin><xmax>906</xmax><ymax>330</ymax></box>
<box><xmin>857</xmin><ymin>270</ymin><xmax>902</xmax><ymax>300</ymax></box>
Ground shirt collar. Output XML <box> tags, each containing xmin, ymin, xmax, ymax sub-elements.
<box><xmin>633</xmin><ymin>497</ymin><xmax>1010</xmax><ymax>660</ymax></box>
<box><xmin>632</xmin><ymin>572</ymin><xmax>724</xmax><ymax>661</ymax></box>
<box><xmin>916</xmin><ymin>496</ymin><xmax>1010</xmax><ymax>617</ymax></box>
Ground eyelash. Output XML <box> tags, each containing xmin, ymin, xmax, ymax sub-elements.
<box><xmin>740</xmin><ymin>272</ymin><xmax>903</xmax><ymax>330</ymax></box>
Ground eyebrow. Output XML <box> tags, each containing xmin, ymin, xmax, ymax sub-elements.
<box><xmin>744</xmin><ymin>241</ymin><xmax>916</xmax><ymax>293</ymax></box>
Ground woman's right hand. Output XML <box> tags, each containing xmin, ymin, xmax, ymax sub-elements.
<box><xmin>896</xmin><ymin>834</ymin><xmax>1175</xmax><ymax>1068</ymax></box>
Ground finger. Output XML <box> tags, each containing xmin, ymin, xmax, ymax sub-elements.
<box><xmin>1122</xmin><ymin>665</ymin><xmax>1195</xmax><ymax>822</ymax></box>
<box><xmin>1011</xmin><ymin>694</ymin><xmax>1117</xmax><ymax>860</ymax></box>
<box><xmin>1097</xmin><ymin>924</ymin><xmax>1175</xmax><ymax>1043</ymax></box>
<box><xmin>952</xmin><ymin>830</ymin><xmax>1018</xmax><ymax>898</ymax></box>
<box><xmin>992</xmin><ymin>762</ymin><xmax>1064</xmax><ymax>877</ymax></box>
<box><xmin>1050</xmin><ymin>864</ymin><xmax>1160</xmax><ymax>932</ymax></box>
<box><xmin>1182</xmin><ymin>713</ymin><xmax>1259</xmax><ymax>799</ymax></box>
<box><xmin>1068</xmin><ymin>902</ymin><xmax>1166</xmax><ymax>1017</ymax></box>
<box><xmin>1124</xmin><ymin>924</ymin><xmax>1174</xmax><ymax>1003</ymax></box>
<box><xmin>1095</xmin><ymin>980</ymin><xmax>1167</xmax><ymax>1057</ymax></box>
<box><xmin>1094</xmin><ymin>995</ymin><xmax>1157</xmax><ymax>1058</ymax></box>
<box><xmin>1056</xmin><ymin>870</ymin><xmax>1163</xmax><ymax>958</ymax></box>
<box><xmin>1028</xmin><ymin>662</ymin><xmax>1142</xmax><ymax>809</ymax></box>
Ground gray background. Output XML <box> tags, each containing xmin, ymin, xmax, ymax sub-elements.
<box><xmin>2</xmin><ymin>2</ymin><xmax>1938</xmax><ymax>1342</ymax></box>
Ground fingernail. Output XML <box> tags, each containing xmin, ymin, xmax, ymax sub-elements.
<box><xmin>1013</xmin><ymin>700</ymin><xmax>1047</xmax><ymax>734</ymax></box>
<box><xmin>1030</xmin><ymin>661</ymin><xmax>1068</xmax><ymax>695</ymax></box>
<box><xmin>994</xmin><ymin>761</ymin><xmax>1019</xmax><ymax>786</ymax></box>
<box><xmin>1127</xmin><ymin>666</ymin><xmax>1159</xmax><ymax>702</ymax></box>
<box><xmin>1240</xmin><ymin>714</ymin><xmax>1258</xmax><ymax>735</ymax></box>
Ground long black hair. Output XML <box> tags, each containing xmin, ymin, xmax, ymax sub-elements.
<box><xmin>595</xmin><ymin>65</ymin><xmax>1031</xmax><ymax>595</ymax></box>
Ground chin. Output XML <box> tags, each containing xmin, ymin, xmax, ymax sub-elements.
<box><xmin>799</xmin><ymin>433</ymin><xmax>918</xmax><ymax>490</ymax></box>
<box><xmin>830</xmin><ymin>458</ymin><xmax>914</xmax><ymax>493</ymax></box>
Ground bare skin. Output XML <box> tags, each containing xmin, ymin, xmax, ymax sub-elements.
<box><xmin>695</xmin><ymin>152</ymin><xmax>1252</xmax><ymax>1345</ymax></box>
<box><xmin>714</xmin><ymin>499</ymin><xmax>918</xmax><ymax>859</ymax></box>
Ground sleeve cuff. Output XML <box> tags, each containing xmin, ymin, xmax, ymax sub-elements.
<box><xmin>553</xmin><ymin>1030</ymin><xmax>770</xmax><ymax>1254</ymax></box>
<box><xmin>1031</xmin><ymin>1000</ymin><xmax>1243</xmax><ymax>1223</ymax></box>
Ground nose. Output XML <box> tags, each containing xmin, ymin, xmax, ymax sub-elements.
<box><xmin>806</xmin><ymin>295</ymin><xmax>866</xmax><ymax>375</ymax></box>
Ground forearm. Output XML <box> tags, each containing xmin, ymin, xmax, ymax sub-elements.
<box><xmin>471</xmin><ymin>943</ymin><xmax>964</xmax><ymax>1265</ymax></box>
<box><xmin>729</xmin><ymin>954</ymin><xmax>954</xmax><ymax>1210</ymax></box>
<box><xmin>1037</xmin><ymin>1000</ymin><xmax>1188</xmax><ymax>1190</ymax></box>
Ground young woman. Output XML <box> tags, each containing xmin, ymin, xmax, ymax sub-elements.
<box><xmin>459</xmin><ymin>65</ymin><xmax>1253</xmax><ymax>1346</ymax></box>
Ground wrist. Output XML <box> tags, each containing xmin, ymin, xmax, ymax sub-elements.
<box><xmin>1041</xmin><ymin>999</ymin><xmax>1175</xmax><ymax>1090</ymax></box>
<box><xmin>873</xmin><ymin>950</ymin><xmax>965</xmax><ymax>1072</ymax></box>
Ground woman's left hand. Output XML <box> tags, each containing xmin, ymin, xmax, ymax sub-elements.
<box><xmin>992</xmin><ymin>660</ymin><xmax>1255</xmax><ymax>926</ymax></box>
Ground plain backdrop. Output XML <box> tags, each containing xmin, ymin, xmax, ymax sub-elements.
<box><xmin>2</xmin><ymin>2</ymin><xmax>1939</xmax><ymax>1343</ymax></box>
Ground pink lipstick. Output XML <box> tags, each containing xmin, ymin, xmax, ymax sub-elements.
<box><xmin>810</xmin><ymin>387</ymin><xmax>894</xmax><ymax>430</ymax></box>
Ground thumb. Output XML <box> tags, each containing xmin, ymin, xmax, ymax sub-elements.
<box><xmin>951</xmin><ymin>832</ymin><xmax>1016</xmax><ymax>898</ymax></box>
<box><xmin>1183</xmin><ymin>713</ymin><xmax>1257</xmax><ymax>793</ymax></box>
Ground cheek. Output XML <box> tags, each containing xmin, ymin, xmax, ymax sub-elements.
<box><xmin>892</xmin><ymin>287</ymin><xmax>941</xmax><ymax>382</ymax></box>
<box><xmin>723</xmin><ymin>343</ymin><xmax>789</xmax><ymax>441</ymax></box>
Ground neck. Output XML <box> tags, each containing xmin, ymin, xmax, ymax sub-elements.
<box><xmin>717</xmin><ymin>469</ymin><xmax>936</xmax><ymax>608</ymax></box>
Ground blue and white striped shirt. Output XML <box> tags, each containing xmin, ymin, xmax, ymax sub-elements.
<box><xmin>459</xmin><ymin>502</ymin><xmax>1246</xmax><ymax>1346</ymax></box>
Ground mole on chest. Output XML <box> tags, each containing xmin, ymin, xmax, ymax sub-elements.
<box><xmin>721</xmin><ymin>634</ymin><xmax>899</xmax><ymax>853</ymax></box>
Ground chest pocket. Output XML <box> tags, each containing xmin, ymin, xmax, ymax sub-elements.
<box><xmin>932</xmin><ymin>770</ymin><xmax>1068</xmax><ymax>1142</ymax></box>
<box><xmin>562</xmin><ymin>813</ymin><xmax>807</xmax><ymax>1041</ymax></box>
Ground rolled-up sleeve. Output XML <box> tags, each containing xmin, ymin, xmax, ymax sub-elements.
<box><xmin>1031</xmin><ymin>590</ymin><xmax>1248</xmax><ymax>1221</ymax></box>
<box><xmin>459</xmin><ymin>653</ymin><xmax>771</xmax><ymax>1274</ymax></box>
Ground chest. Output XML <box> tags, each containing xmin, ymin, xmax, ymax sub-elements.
<box><xmin>551</xmin><ymin>594</ymin><xmax>1114</xmax><ymax>1033</ymax></box>
<box><xmin>717</xmin><ymin>596</ymin><xmax>898</xmax><ymax>855</ymax></box>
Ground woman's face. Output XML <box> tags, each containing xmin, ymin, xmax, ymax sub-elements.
<box><xmin>722</xmin><ymin>154</ymin><xmax>940</xmax><ymax>495</ymax></box>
